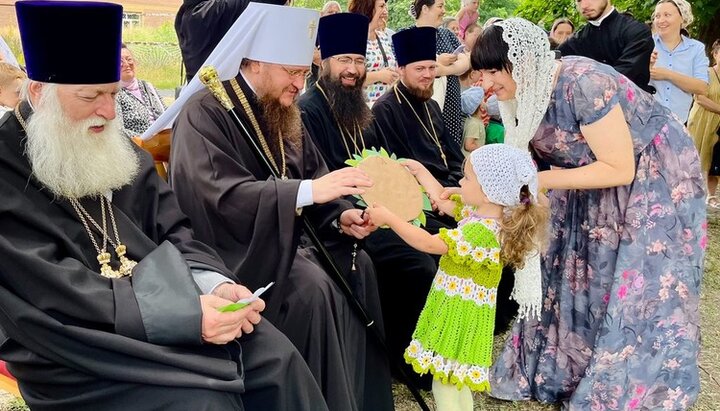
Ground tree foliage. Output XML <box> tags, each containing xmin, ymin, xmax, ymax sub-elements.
<box><xmin>297</xmin><ymin>0</ymin><xmax>719</xmax><ymax>48</ymax></box>
<box><xmin>385</xmin><ymin>0</ymin><xmax>520</xmax><ymax>30</ymax></box>
<box><xmin>515</xmin><ymin>0</ymin><xmax>720</xmax><ymax>47</ymax></box>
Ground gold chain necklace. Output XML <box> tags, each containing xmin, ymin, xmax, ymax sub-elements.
<box><xmin>14</xmin><ymin>108</ymin><xmax>137</xmax><ymax>278</ymax></box>
<box><xmin>393</xmin><ymin>85</ymin><xmax>448</xmax><ymax>167</ymax></box>
<box><xmin>70</xmin><ymin>197</ymin><xmax>137</xmax><ymax>278</ymax></box>
<box><xmin>229</xmin><ymin>78</ymin><xmax>287</xmax><ymax>179</ymax></box>
<box><xmin>315</xmin><ymin>82</ymin><xmax>367</xmax><ymax>159</ymax></box>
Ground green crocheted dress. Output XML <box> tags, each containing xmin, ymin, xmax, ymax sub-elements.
<box><xmin>404</xmin><ymin>196</ymin><xmax>502</xmax><ymax>391</ymax></box>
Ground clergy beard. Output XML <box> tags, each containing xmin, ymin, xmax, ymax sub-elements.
<box><xmin>406</xmin><ymin>83</ymin><xmax>434</xmax><ymax>101</ymax></box>
<box><xmin>318</xmin><ymin>71</ymin><xmax>372</xmax><ymax>132</ymax></box>
<box><xmin>257</xmin><ymin>93</ymin><xmax>303</xmax><ymax>151</ymax></box>
<box><xmin>25</xmin><ymin>84</ymin><xmax>140</xmax><ymax>199</ymax></box>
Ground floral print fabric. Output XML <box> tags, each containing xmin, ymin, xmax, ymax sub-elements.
<box><xmin>364</xmin><ymin>30</ymin><xmax>397</xmax><ymax>105</ymax></box>
<box><xmin>490</xmin><ymin>56</ymin><xmax>706</xmax><ymax>410</ymax></box>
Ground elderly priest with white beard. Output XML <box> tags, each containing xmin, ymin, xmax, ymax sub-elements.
<box><xmin>0</xmin><ymin>2</ymin><xmax>327</xmax><ymax>410</ymax></box>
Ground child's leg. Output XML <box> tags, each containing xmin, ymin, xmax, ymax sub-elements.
<box><xmin>432</xmin><ymin>379</ymin><xmax>465</xmax><ymax>411</ymax></box>
<box><xmin>458</xmin><ymin>385</ymin><xmax>474</xmax><ymax>411</ymax></box>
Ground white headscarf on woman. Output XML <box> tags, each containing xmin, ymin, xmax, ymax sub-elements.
<box><xmin>490</xmin><ymin>18</ymin><xmax>557</xmax><ymax>319</ymax></box>
<box><xmin>494</xmin><ymin>18</ymin><xmax>556</xmax><ymax>152</ymax></box>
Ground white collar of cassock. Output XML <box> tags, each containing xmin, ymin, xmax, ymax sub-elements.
<box><xmin>588</xmin><ymin>7</ymin><xmax>615</xmax><ymax>27</ymax></box>
<box><xmin>240</xmin><ymin>70</ymin><xmax>257</xmax><ymax>95</ymax></box>
<box><xmin>141</xmin><ymin>3</ymin><xmax>318</xmax><ymax>140</ymax></box>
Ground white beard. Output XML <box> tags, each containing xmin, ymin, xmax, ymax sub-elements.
<box><xmin>24</xmin><ymin>84</ymin><xmax>140</xmax><ymax>199</ymax></box>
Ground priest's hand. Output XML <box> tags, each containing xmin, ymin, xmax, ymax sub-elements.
<box><xmin>312</xmin><ymin>168</ymin><xmax>373</xmax><ymax>204</ymax></box>
<box><xmin>199</xmin><ymin>294</ymin><xmax>265</xmax><ymax>344</ymax></box>
<box><xmin>339</xmin><ymin>209</ymin><xmax>376</xmax><ymax>239</ymax></box>
<box><xmin>212</xmin><ymin>283</ymin><xmax>253</xmax><ymax>302</ymax></box>
<box><xmin>211</xmin><ymin>284</ymin><xmax>265</xmax><ymax>337</ymax></box>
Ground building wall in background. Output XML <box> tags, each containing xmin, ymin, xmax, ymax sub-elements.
<box><xmin>0</xmin><ymin>0</ymin><xmax>181</xmax><ymax>29</ymax></box>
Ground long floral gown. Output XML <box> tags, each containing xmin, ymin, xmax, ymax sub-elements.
<box><xmin>490</xmin><ymin>56</ymin><xmax>706</xmax><ymax>410</ymax></box>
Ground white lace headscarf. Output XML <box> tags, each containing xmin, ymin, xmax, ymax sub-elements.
<box><xmin>492</xmin><ymin>18</ymin><xmax>555</xmax><ymax>320</ymax></box>
<box><xmin>493</xmin><ymin>18</ymin><xmax>556</xmax><ymax>151</ymax></box>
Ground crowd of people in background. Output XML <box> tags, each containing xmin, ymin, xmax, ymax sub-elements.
<box><xmin>0</xmin><ymin>0</ymin><xmax>717</xmax><ymax>410</ymax></box>
<box><xmin>5</xmin><ymin>0</ymin><xmax>714</xmax><ymax>200</ymax></box>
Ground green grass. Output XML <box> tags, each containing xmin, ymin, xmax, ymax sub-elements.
<box><xmin>122</xmin><ymin>23</ymin><xmax>183</xmax><ymax>90</ymax></box>
<box><xmin>0</xmin><ymin>23</ymin><xmax>183</xmax><ymax>90</ymax></box>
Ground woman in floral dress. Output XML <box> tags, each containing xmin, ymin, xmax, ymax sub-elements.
<box><xmin>473</xmin><ymin>19</ymin><xmax>706</xmax><ymax>410</ymax></box>
<box><xmin>348</xmin><ymin>0</ymin><xmax>398</xmax><ymax>106</ymax></box>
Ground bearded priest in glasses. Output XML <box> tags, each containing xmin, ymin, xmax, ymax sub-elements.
<box><xmin>299</xmin><ymin>13</ymin><xmax>385</xmax><ymax>171</ymax></box>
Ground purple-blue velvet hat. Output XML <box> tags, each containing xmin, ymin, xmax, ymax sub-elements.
<box><xmin>16</xmin><ymin>1</ymin><xmax>123</xmax><ymax>84</ymax></box>
<box><xmin>393</xmin><ymin>26</ymin><xmax>436</xmax><ymax>67</ymax></box>
<box><xmin>318</xmin><ymin>13</ymin><xmax>369</xmax><ymax>59</ymax></box>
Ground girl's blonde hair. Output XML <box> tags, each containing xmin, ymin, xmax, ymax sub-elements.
<box><xmin>0</xmin><ymin>63</ymin><xmax>26</xmax><ymax>87</ymax></box>
<box><xmin>499</xmin><ymin>185</ymin><xmax>548</xmax><ymax>270</ymax></box>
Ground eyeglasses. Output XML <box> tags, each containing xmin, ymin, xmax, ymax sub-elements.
<box><xmin>120</xmin><ymin>57</ymin><xmax>134</xmax><ymax>65</ymax></box>
<box><xmin>281</xmin><ymin>66</ymin><xmax>312</xmax><ymax>79</ymax></box>
<box><xmin>331</xmin><ymin>56</ymin><xmax>366</xmax><ymax>66</ymax></box>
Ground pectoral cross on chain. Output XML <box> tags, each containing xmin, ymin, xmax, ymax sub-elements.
<box><xmin>308</xmin><ymin>20</ymin><xmax>317</xmax><ymax>39</ymax></box>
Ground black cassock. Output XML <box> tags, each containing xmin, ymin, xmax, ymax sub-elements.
<box><xmin>0</xmin><ymin>103</ymin><xmax>325</xmax><ymax>411</ymax></box>
<box><xmin>170</xmin><ymin>74</ymin><xmax>393</xmax><ymax>411</ymax></box>
<box><xmin>370</xmin><ymin>82</ymin><xmax>518</xmax><ymax>388</ymax></box>
<box><xmin>559</xmin><ymin>9</ymin><xmax>655</xmax><ymax>93</ymax></box>
<box><xmin>298</xmin><ymin>84</ymin><xmax>385</xmax><ymax>171</ymax></box>
<box><xmin>371</xmin><ymin>81</ymin><xmax>464</xmax><ymax>189</ymax></box>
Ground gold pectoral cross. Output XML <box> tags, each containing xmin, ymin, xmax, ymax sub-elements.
<box><xmin>308</xmin><ymin>20</ymin><xmax>317</xmax><ymax>39</ymax></box>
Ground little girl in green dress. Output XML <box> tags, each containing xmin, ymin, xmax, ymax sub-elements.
<box><xmin>366</xmin><ymin>144</ymin><xmax>548</xmax><ymax>411</ymax></box>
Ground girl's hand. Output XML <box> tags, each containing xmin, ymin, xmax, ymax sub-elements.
<box><xmin>439</xmin><ymin>186</ymin><xmax>461</xmax><ymax>200</ymax></box>
<box><xmin>366</xmin><ymin>204</ymin><xmax>393</xmax><ymax>227</ymax></box>
<box><xmin>400</xmin><ymin>159</ymin><xmax>426</xmax><ymax>176</ymax></box>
